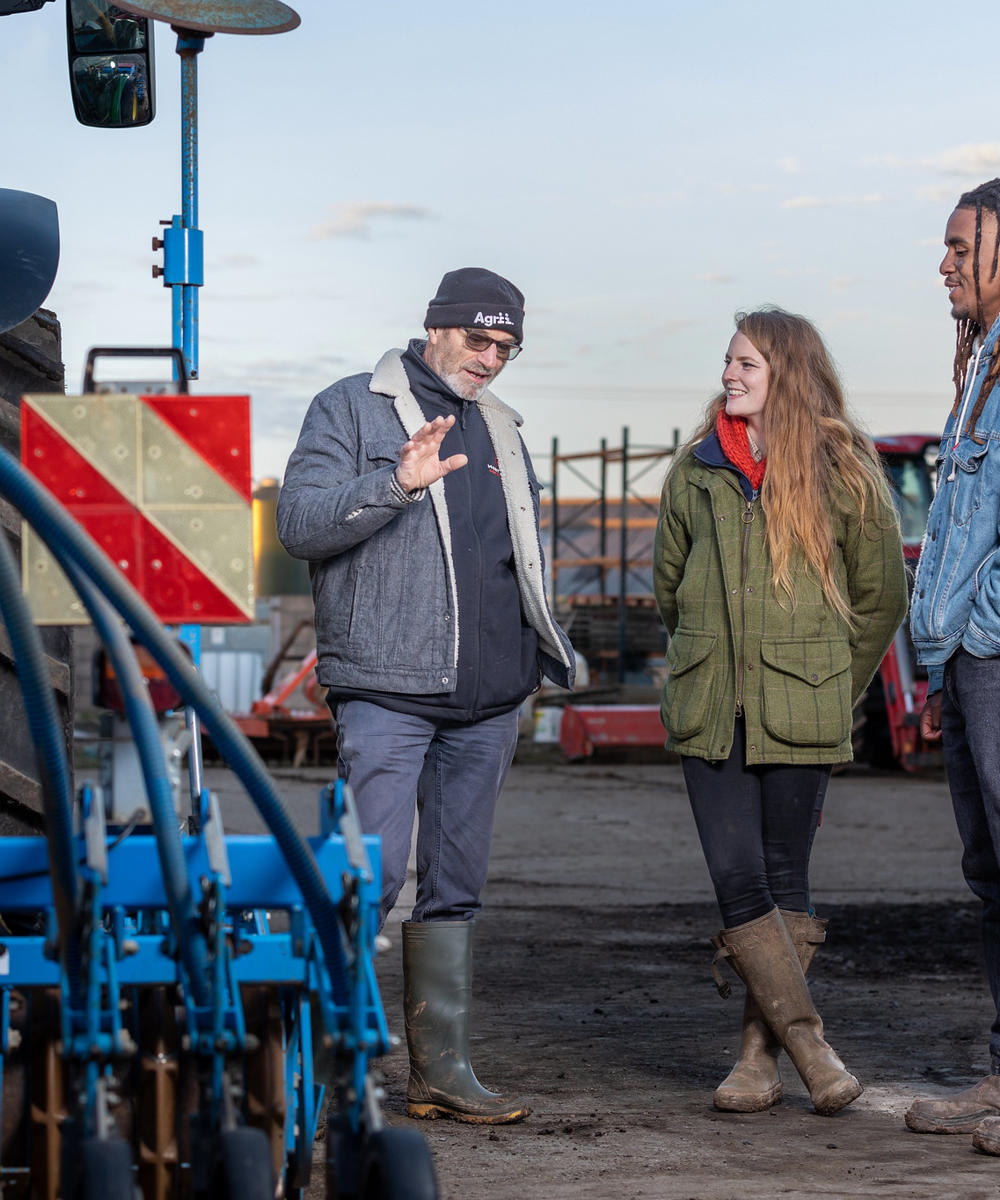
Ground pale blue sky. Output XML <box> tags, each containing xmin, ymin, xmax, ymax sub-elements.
<box><xmin>3</xmin><ymin>0</ymin><xmax>996</xmax><ymax>487</ymax></box>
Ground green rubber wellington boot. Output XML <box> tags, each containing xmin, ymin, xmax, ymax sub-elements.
<box><xmin>403</xmin><ymin>921</ymin><xmax>530</xmax><ymax>1124</ymax></box>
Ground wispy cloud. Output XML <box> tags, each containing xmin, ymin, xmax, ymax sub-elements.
<box><xmin>780</xmin><ymin>194</ymin><xmax>884</xmax><ymax>210</ymax></box>
<box><xmin>917</xmin><ymin>184</ymin><xmax>958</xmax><ymax>204</ymax></box>
<box><xmin>777</xmin><ymin>157</ymin><xmax>800</xmax><ymax>174</ymax></box>
<box><xmin>720</xmin><ymin>182</ymin><xmax>771</xmax><ymax>196</ymax></box>
<box><xmin>622</xmin><ymin>319</ymin><xmax>699</xmax><ymax>347</ymax></box>
<box><xmin>926</xmin><ymin>144</ymin><xmax>1000</xmax><ymax>175</ymax></box>
<box><xmin>873</xmin><ymin>143</ymin><xmax>1000</xmax><ymax>178</ymax></box>
<box><xmin>310</xmin><ymin>202</ymin><xmax>433</xmax><ymax>240</ymax></box>
<box><xmin>824</xmin><ymin>309</ymin><xmax>869</xmax><ymax>326</ymax></box>
<box><xmin>217</xmin><ymin>253</ymin><xmax>259</xmax><ymax>269</ymax></box>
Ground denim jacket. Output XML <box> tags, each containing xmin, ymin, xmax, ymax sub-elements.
<box><xmin>911</xmin><ymin>315</ymin><xmax>1000</xmax><ymax>691</ymax></box>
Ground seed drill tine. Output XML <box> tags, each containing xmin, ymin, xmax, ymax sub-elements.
<box><xmin>203</xmin><ymin>789</ymin><xmax>232</xmax><ymax>887</ymax></box>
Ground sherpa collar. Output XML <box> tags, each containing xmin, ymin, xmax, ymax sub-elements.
<box><xmin>367</xmin><ymin>347</ymin><xmax>570</xmax><ymax>672</ymax></box>
<box><xmin>369</xmin><ymin>347</ymin><xmax>524</xmax><ymax>427</ymax></box>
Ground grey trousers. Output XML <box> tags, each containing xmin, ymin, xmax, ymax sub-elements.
<box><xmin>334</xmin><ymin>700</ymin><xmax>519</xmax><ymax>926</ymax></box>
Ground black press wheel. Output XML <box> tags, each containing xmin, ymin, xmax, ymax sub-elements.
<box><xmin>77</xmin><ymin>1136</ymin><xmax>139</xmax><ymax>1200</ymax></box>
<box><xmin>359</xmin><ymin>1128</ymin><xmax>438</xmax><ymax>1200</ymax></box>
<box><xmin>325</xmin><ymin>1112</ymin><xmax>363</xmax><ymax>1200</ymax></box>
<box><xmin>214</xmin><ymin>1126</ymin><xmax>276</xmax><ymax>1200</ymax></box>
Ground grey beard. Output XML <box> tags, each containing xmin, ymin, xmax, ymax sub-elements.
<box><xmin>441</xmin><ymin>368</ymin><xmax>490</xmax><ymax>402</ymax></box>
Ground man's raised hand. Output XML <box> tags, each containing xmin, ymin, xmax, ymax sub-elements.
<box><xmin>395</xmin><ymin>415</ymin><xmax>468</xmax><ymax>492</ymax></box>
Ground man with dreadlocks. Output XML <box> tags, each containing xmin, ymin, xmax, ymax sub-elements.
<box><xmin>907</xmin><ymin>178</ymin><xmax>1000</xmax><ymax>1150</ymax></box>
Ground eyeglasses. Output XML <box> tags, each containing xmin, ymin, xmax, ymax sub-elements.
<box><xmin>461</xmin><ymin>329</ymin><xmax>523</xmax><ymax>360</ymax></box>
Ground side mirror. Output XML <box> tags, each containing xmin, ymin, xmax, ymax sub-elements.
<box><xmin>66</xmin><ymin>0</ymin><xmax>155</xmax><ymax>128</ymax></box>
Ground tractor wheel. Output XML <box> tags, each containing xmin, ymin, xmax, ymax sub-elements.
<box><xmin>78</xmin><ymin>1137</ymin><xmax>139</xmax><ymax>1200</ymax></box>
<box><xmin>358</xmin><ymin>1128</ymin><xmax>438</xmax><ymax>1200</ymax></box>
<box><xmin>215</xmin><ymin>1126</ymin><xmax>275</xmax><ymax>1200</ymax></box>
<box><xmin>325</xmin><ymin>1112</ymin><xmax>363</xmax><ymax>1200</ymax></box>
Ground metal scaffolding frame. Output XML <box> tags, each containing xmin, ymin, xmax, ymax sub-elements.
<box><xmin>548</xmin><ymin>426</ymin><xmax>678</xmax><ymax>683</ymax></box>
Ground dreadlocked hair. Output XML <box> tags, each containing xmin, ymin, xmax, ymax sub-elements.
<box><xmin>682</xmin><ymin>308</ymin><xmax>896</xmax><ymax>625</ymax></box>
<box><xmin>952</xmin><ymin>178</ymin><xmax>1000</xmax><ymax>442</ymax></box>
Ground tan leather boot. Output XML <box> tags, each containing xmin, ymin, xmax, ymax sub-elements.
<box><xmin>905</xmin><ymin>1076</ymin><xmax>1000</xmax><ymax>1134</ymax></box>
<box><xmin>973</xmin><ymin>1112</ymin><xmax>1000</xmax><ymax>1152</ymax></box>
<box><xmin>713</xmin><ymin>908</ymin><xmax>861</xmax><ymax>1116</ymax></box>
<box><xmin>403</xmin><ymin>921</ymin><xmax>530</xmax><ymax>1124</ymax></box>
<box><xmin>712</xmin><ymin>910</ymin><xmax>827</xmax><ymax>1113</ymax></box>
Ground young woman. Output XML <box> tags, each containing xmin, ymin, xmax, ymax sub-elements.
<box><xmin>654</xmin><ymin>308</ymin><xmax>907</xmax><ymax>1116</ymax></box>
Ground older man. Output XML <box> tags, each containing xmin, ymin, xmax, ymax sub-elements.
<box><xmin>277</xmin><ymin>268</ymin><xmax>574</xmax><ymax>1124</ymax></box>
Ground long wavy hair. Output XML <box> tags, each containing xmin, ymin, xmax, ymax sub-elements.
<box><xmin>684</xmin><ymin>308</ymin><xmax>893</xmax><ymax>623</ymax></box>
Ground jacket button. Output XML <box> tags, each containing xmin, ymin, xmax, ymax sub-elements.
<box><xmin>919</xmin><ymin>590</ymin><xmax>925</xmax><ymax>598</ymax></box>
<box><xmin>750</xmin><ymin>744</ymin><xmax>757</xmax><ymax>753</ymax></box>
<box><xmin>746</xmin><ymin>663</ymin><xmax>753</xmax><ymax>671</ymax></box>
<box><xmin>810</xmin><ymin>673</ymin><xmax>818</xmax><ymax>681</ymax></box>
<box><xmin>441</xmin><ymin>676</ymin><xmax>449</xmax><ymax>684</ymax></box>
<box><xmin>718</xmin><ymin>515</ymin><xmax>725</xmax><ymax>522</ymax></box>
<box><xmin>444</xmin><ymin>614</ymin><xmax>451</xmax><ymax>622</ymax></box>
<box><xmin>931</xmin><ymin>531</ymin><xmax>937</xmax><ymax>541</ymax></box>
<box><xmin>731</xmin><ymin>588</ymin><xmax>737</xmax><ymax>594</ymax></box>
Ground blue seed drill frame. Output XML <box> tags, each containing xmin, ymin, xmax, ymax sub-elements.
<box><xmin>0</xmin><ymin>448</ymin><xmax>429</xmax><ymax>1197</ymax></box>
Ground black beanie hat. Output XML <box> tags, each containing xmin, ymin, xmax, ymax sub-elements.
<box><xmin>424</xmin><ymin>267</ymin><xmax>524</xmax><ymax>342</ymax></box>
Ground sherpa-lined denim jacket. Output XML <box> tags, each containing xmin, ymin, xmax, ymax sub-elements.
<box><xmin>276</xmin><ymin>349</ymin><xmax>575</xmax><ymax>696</ymax></box>
<box><xmin>911</xmin><ymin>314</ymin><xmax>1000</xmax><ymax>692</ymax></box>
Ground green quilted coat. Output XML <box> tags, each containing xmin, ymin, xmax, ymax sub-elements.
<box><xmin>653</xmin><ymin>451</ymin><xmax>908</xmax><ymax>765</ymax></box>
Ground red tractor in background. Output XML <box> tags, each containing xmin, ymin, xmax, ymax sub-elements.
<box><xmin>858</xmin><ymin>435</ymin><xmax>942</xmax><ymax>771</ymax></box>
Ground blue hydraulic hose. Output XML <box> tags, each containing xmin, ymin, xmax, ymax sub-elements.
<box><xmin>62</xmin><ymin>566</ymin><xmax>211</xmax><ymax>1006</ymax></box>
<box><xmin>0</xmin><ymin>530</ymin><xmax>81</xmax><ymax>998</ymax></box>
<box><xmin>0</xmin><ymin>450</ymin><xmax>347</xmax><ymax>997</ymax></box>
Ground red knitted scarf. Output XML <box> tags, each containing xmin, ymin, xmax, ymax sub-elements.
<box><xmin>715</xmin><ymin>410</ymin><xmax>766</xmax><ymax>490</ymax></box>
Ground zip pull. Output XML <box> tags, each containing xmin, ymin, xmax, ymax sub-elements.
<box><xmin>735</xmin><ymin>699</ymin><xmax>743</xmax><ymax>718</ymax></box>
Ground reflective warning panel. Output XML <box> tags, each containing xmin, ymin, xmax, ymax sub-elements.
<box><xmin>21</xmin><ymin>394</ymin><xmax>254</xmax><ymax>625</ymax></box>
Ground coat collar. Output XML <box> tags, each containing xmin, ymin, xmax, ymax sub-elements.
<box><xmin>692</xmin><ymin>431</ymin><xmax>757</xmax><ymax>500</ymax></box>
<box><xmin>369</xmin><ymin>347</ymin><xmax>524</xmax><ymax>427</ymax></box>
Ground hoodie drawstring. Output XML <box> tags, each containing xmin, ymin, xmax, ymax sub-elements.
<box><xmin>948</xmin><ymin>341</ymin><xmax>987</xmax><ymax>482</ymax></box>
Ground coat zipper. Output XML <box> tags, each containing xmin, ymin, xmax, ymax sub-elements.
<box><xmin>734</xmin><ymin>496</ymin><xmax>756</xmax><ymax>718</ymax></box>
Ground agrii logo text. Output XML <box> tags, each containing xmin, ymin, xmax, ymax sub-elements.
<box><xmin>473</xmin><ymin>311</ymin><xmax>515</xmax><ymax>328</ymax></box>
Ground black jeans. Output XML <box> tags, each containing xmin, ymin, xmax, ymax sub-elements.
<box><xmin>941</xmin><ymin>649</ymin><xmax>1000</xmax><ymax>1073</ymax></box>
<box><xmin>682</xmin><ymin>718</ymin><xmax>831</xmax><ymax>928</ymax></box>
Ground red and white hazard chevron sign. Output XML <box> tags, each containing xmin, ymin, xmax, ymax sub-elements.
<box><xmin>21</xmin><ymin>393</ymin><xmax>254</xmax><ymax>624</ymax></box>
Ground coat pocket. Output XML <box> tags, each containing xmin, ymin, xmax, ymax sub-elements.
<box><xmin>662</xmin><ymin>629</ymin><xmax>718</xmax><ymax>740</ymax></box>
<box><xmin>950</xmin><ymin>441</ymin><xmax>989</xmax><ymax>526</ymax></box>
<box><xmin>759</xmin><ymin>638</ymin><xmax>852</xmax><ymax>748</ymax></box>
<box><xmin>363</xmin><ymin>439</ymin><xmax>401</xmax><ymax>470</ymax></box>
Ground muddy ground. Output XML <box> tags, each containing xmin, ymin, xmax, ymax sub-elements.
<box><xmin>213</xmin><ymin>754</ymin><xmax>1000</xmax><ymax>1200</ymax></box>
